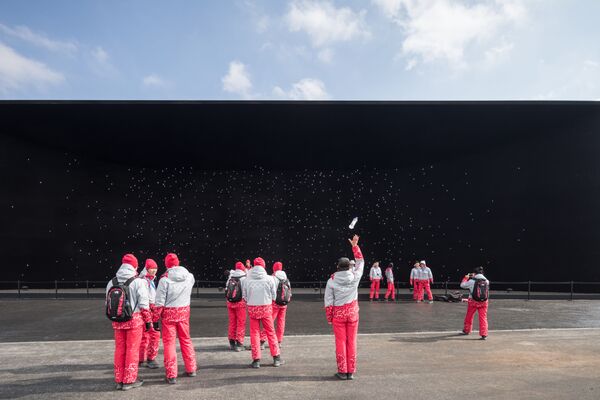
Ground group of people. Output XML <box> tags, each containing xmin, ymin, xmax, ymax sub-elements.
<box><xmin>105</xmin><ymin>236</ymin><xmax>490</xmax><ymax>388</ymax></box>
<box><xmin>367</xmin><ymin>259</ymin><xmax>434</xmax><ymax>302</ymax></box>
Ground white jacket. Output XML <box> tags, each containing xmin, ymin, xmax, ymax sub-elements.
<box><xmin>139</xmin><ymin>267</ymin><xmax>157</xmax><ymax>304</ymax></box>
<box><xmin>385</xmin><ymin>267</ymin><xmax>394</xmax><ymax>283</ymax></box>
<box><xmin>460</xmin><ymin>274</ymin><xmax>489</xmax><ymax>299</ymax></box>
<box><xmin>242</xmin><ymin>266</ymin><xmax>276</xmax><ymax>306</ymax></box>
<box><xmin>369</xmin><ymin>266</ymin><xmax>382</xmax><ymax>280</ymax></box>
<box><xmin>324</xmin><ymin>251</ymin><xmax>365</xmax><ymax>307</ymax></box>
<box><xmin>410</xmin><ymin>267</ymin><xmax>419</xmax><ymax>282</ymax></box>
<box><xmin>105</xmin><ymin>263</ymin><xmax>150</xmax><ymax>313</ymax></box>
<box><xmin>421</xmin><ymin>267</ymin><xmax>433</xmax><ymax>282</ymax></box>
<box><xmin>155</xmin><ymin>266</ymin><xmax>195</xmax><ymax>308</ymax></box>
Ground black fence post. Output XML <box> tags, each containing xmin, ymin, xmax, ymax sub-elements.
<box><xmin>55</xmin><ymin>280</ymin><xmax>58</xmax><ymax>299</ymax></box>
<box><xmin>196</xmin><ymin>281</ymin><xmax>199</xmax><ymax>298</ymax></box>
<box><xmin>445</xmin><ymin>281</ymin><xmax>448</xmax><ymax>296</ymax></box>
<box><xmin>17</xmin><ymin>280</ymin><xmax>21</xmax><ymax>299</ymax></box>
<box><xmin>527</xmin><ymin>281</ymin><xmax>531</xmax><ymax>301</ymax></box>
<box><xmin>86</xmin><ymin>280</ymin><xmax>89</xmax><ymax>298</ymax></box>
<box><xmin>319</xmin><ymin>281</ymin><xmax>322</xmax><ymax>296</ymax></box>
<box><xmin>570</xmin><ymin>281</ymin><xmax>574</xmax><ymax>301</ymax></box>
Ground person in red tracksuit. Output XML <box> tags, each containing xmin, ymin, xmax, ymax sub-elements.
<box><xmin>242</xmin><ymin>257</ymin><xmax>282</xmax><ymax>369</ymax></box>
<box><xmin>105</xmin><ymin>254</ymin><xmax>152</xmax><ymax>391</ymax></box>
<box><xmin>260</xmin><ymin>261</ymin><xmax>290</xmax><ymax>347</ymax></box>
<box><xmin>153</xmin><ymin>253</ymin><xmax>197</xmax><ymax>384</ymax></box>
<box><xmin>369</xmin><ymin>261</ymin><xmax>382</xmax><ymax>301</ymax></box>
<box><xmin>409</xmin><ymin>262</ymin><xmax>420</xmax><ymax>301</ymax></box>
<box><xmin>226</xmin><ymin>261</ymin><xmax>247</xmax><ymax>351</ymax></box>
<box><xmin>384</xmin><ymin>263</ymin><xmax>396</xmax><ymax>301</ymax></box>
<box><xmin>460</xmin><ymin>267</ymin><xmax>490</xmax><ymax>340</ymax></box>
<box><xmin>324</xmin><ymin>235</ymin><xmax>364</xmax><ymax>380</ymax></box>
<box><xmin>138</xmin><ymin>258</ymin><xmax>160</xmax><ymax>369</ymax></box>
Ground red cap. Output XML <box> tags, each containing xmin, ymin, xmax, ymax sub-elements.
<box><xmin>122</xmin><ymin>254</ymin><xmax>138</xmax><ymax>269</ymax></box>
<box><xmin>253</xmin><ymin>257</ymin><xmax>265</xmax><ymax>268</ymax></box>
<box><xmin>273</xmin><ymin>261</ymin><xmax>283</xmax><ymax>272</ymax></box>
<box><xmin>145</xmin><ymin>258</ymin><xmax>158</xmax><ymax>270</ymax></box>
<box><xmin>235</xmin><ymin>261</ymin><xmax>245</xmax><ymax>271</ymax></box>
<box><xmin>164</xmin><ymin>253</ymin><xmax>180</xmax><ymax>269</ymax></box>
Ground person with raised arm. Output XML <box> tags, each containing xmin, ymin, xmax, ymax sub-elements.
<box><xmin>460</xmin><ymin>267</ymin><xmax>490</xmax><ymax>340</ymax></box>
<box><xmin>324</xmin><ymin>235</ymin><xmax>365</xmax><ymax>380</ymax></box>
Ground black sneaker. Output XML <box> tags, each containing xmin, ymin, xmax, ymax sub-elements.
<box><xmin>146</xmin><ymin>359</ymin><xmax>159</xmax><ymax>369</ymax></box>
<box><xmin>115</xmin><ymin>382</ymin><xmax>123</xmax><ymax>390</ymax></box>
<box><xmin>335</xmin><ymin>373</ymin><xmax>348</xmax><ymax>380</ymax></box>
<box><xmin>250</xmin><ymin>359</ymin><xmax>261</xmax><ymax>369</ymax></box>
<box><xmin>122</xmin><ymin>380</ymin><xmax>144</xmax><ymax>391</ymax></box>
<box><xmin>347</xmin><ymin>373</ymin><xmax>355</xmax><ymax>380</ymax></box>
<box><xmin>235</xmin><ymin>341</ymin><xmax>244</xmax><ymax>352</ymax></box>
<box><xmin>273</xmin><ymin>355</ymin><xmax>283</xmax><ymax>367</ymax></box>
<box><xmin>480</xmin><ymin>335</ymin><xmax>487</xmax><ymax>340</ymax></box>
<box><xmin>461</xmin><ymin>330</ymin><xmax>469</xmax><ymax>335</ymax></box>
<box><xmin>165</xmin><ymin>377</ymin><xmax>177</xmax><ymax>384</ymax></box>
<box><xmin>138</xmin><ymin>360</ymin><xmax>147</xmax><ymax>367</ymax></box>
<box><xmin>260</xmin><ymin>341</ymin><xmax>266</xmax><ymax>350</ymax></box>
<box><xmin>229</xmin><ymin>339</ymin><xmax>236</xmax><ymax>350</ymax></box>
<box><xmin>186</xmin><ymin>371</ymin><xmax>197</xmax><ymax>377</ymax></box>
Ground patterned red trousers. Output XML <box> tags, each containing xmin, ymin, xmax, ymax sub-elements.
<box><xmin>113</xmin><ymin>326</ymin><xmax>143</xmax><ymax>384</ymax></box>
<box><xmin>463</xmin><ymin>299</ymin><xmax>489</xmax><ymax>336</ymax></box>
<box><xmin>260</xmin><ymin>304</ymin><xmax>287</xmax><ymax>343</ymax></box>
<box><xmin>161</xmin><ymin>306</ymin><xmax>197</xmax><ymax>378</ymax></box>
<box><xmin>139</xmin><ymin>326</ymin><xmax>160</xmax><ymax>361</ymax></box>
<box><xmin>227</xmin><ymin>301</ymin><xmax>247</xmax><ymax>344</ymax></box>
<box><xmin>248</xmin><ymin>304</ymin><xmax>279</xmax><ymax>360</ymax></box>
<box><xmin>331</xmin><ymin>301</ymin><xmax>359</xmax><ymax>374</ymax></box>
<box><xmin>369</xmin><ymin>279</ymin><xmax>381</xmax><ymax>299</ymax></box>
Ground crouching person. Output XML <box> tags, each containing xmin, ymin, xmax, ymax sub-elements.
<box><xmin>243</xmin><ymin>257</ymin><xmax>282</xmax><ymax>368</ymax></box>
<box><xmin>460</xmin><ymin>267</ymin><xmax>490</xmax><ymax>340</ymax></box>
<box><xmin>105</xmin><ymin>254</ymin><xmax>152</xmax><ymax>391</ymax></box>
<box><xmin>226</xmin><ymin>261</ymin><xmax>247</xmax><ymax>351</ymax></box>
<box><xmin>154</xmin><ymin>253</ymin><xmax>197</xmax><ymax>384</ymax></box>
<box><xmin>324</xmin><ymin>235</ymin><xmax>365</xmax><ymax>380</ymax></box>
<box><xmin>139</xmin><ymin>258</ymin><xmax>160</xmax><ymax>369</ymax></box>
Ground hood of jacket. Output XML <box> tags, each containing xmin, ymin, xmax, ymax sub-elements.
<box><xmin>166</xmin><ymin>266</ymin><xmax>190</xmax><ymax>282</ymax></box>
<box><xmin>473</xmin><ymin>273</ymin><xmax>487</xmax><ymax>280</ymax></box>
<box><xmin>116</xmin><ymin>263</ymin><xmax>137</xmax><ymax>282</ymax></box>
<box><xmin>248</xmin><ymin>266</ymin><xmax>268</xmax><ymax>280</ymax></box>
<box><xmin>333</xmin><ymin>270</ymin><xmax>354</xmax><ymax>286</ymax></box>
<box><xmin>273</xmin><ymin>270</ymin><xmax>288</xmax><ymax>281</ymax></box>
<box><xmin>229</xmin><ymin>269</ymin><xmax>247</xmax><ymax>278</ymax></box>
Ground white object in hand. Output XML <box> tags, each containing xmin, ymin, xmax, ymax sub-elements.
<box><xmin>349</xmin><ymin>217</ymin><xmax>358</xmax><ymax>229</ymax></box>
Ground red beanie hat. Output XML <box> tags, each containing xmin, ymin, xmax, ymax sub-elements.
<box><xmin>235</xmin><ymin>261</ymin><xmax>245</xmax><ymax>271</ymax></box>
<box><xmin>145</xmin><ymin>258</ymin><xmax>158</xmax><ymax>270</ymax></box>
<box><xmin>273</xmin><ymin>261</ymin><xmax>283</xmax><ymax>272</ymax></box>
<box><xmin>164</xmin><ymin>253</ymin><xmax>180</xmax><ymax>269</ymax></box>
<box><xmin>122</xmin><ymin>254</ymin><xmax>138</xmax><ymax>269</ymax></box>
<box><xmin>253</xmin><ymin>257</ymin><xmax>265</xmax><ymax>268</ymax></box>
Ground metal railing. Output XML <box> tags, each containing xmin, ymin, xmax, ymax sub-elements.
<box><xmin>2</xmin><ymin>280</ymin><xmax>600</xmax><ymax>300</ymax></box>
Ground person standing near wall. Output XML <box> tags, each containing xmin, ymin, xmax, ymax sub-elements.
<box><xmin>384</xmin><ymin>263</ymin><xmax>396</xmax><ymax>301</ymax></box>
<box><xmin>226</xmin><ymin>261</ymin><xmax>247</xmax><ymax>351</ymax></box>
<box><xmin>369</xmin><ymin>261</ymin><xmax>382</xmax><ymax>301</ymax></box>
<box><xmin>139</xmin><ymin>258</ymin><xmax>160</xmax><ymax>369</ymax></box>
<box><xmin>410</xmin><ymin>262</ymin><xmax>420</xmax><ymax>302</ymax></box>
<box><xmin>460</xmin><ymin>267</ymin><xmax>490</xmax><ymax>340</ymax></box>
<box><xmin>419</xmin><ymin>260</ymin><xmax>434</xmax><ymax>304</ymax></box>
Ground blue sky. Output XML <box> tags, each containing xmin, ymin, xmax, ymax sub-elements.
<box><xmin>0</xmin><ymin>0</ymin><xmax>599</xmax><ymax>100</ymax></box>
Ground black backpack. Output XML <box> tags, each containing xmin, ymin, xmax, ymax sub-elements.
<box><xmin>275</xmin><ymin>278</ymin><xmax>292</xmax><ymax>306</ymax></box>
<box><xmin>225</xmin><ymin>277</ymin><xmax>243</xmax><ymax>303</ymax></box>
<box><xmin>105</xmin><ymin>277</ymin><xmax>136</xmax><ymax>322</ymax></box>
<box><xmin>472</xmin><ymin>279</ymin><xmax>489</xmax><ymax>302</ymax></box>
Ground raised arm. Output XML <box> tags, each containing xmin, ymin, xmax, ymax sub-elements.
<box><xmin>460</xmin><ymin>275</ymin><xmax>474</xmax><ymax>290</ymax></box>
<box><xmin>349</xmin><ymin>235</ymin><xmax>364</xmax><ymax>284</ymax></box>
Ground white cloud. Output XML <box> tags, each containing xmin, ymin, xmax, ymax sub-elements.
<box><xmin>484</xmin><ymin>42</ymin><xmax>514</xmax><ymax>65</ymax></box>
<box><xmin>0</xmin><ymin>41</ymin><xmax>64</xmax><ymax>93</ymax></box>
<box><xmin>318</xmin><ymin>48</ymin><xmax>334</xmax><ymax>63</ymax></box>
<box><xmin>142</xmin><ymin>74</ymin><xmax>169</xmax><ymax>88</ymax></box>
<box><xmin>373</xmin><ymin>0</ymin><xmax>527</xmax><ymax>69</ymax></box>
<box><xmin>92</xmin><ymin>46</ymin><xmax>109</xmax><ymax>63</ymax></box>
<box><xmin>273</xmin><ymin>78</ymin><xmax>330</xmax><ymax>100</ymax></box>
<box><xmin>90</xmin><ymin>46</ymin><xmax>117</xmax><ymax>76</ymax></box>
<box><xmin>222</xmin><ymin>61</ymin><xmax>253</xmax><ymax>99</ymax></box>
<box><xmin>285</xmin><ymin>1</ymin><xmax>371</xmax><ymax>47</ymax></box>
<box><xmin>0</xmin><ymin>23</ymin><xmax>77</xmax><ymax>53</ymax></box>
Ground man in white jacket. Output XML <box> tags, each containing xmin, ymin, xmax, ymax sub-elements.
<box><xmin>369</xmin><ymin>261</ymin><xmax>382</xmax><ymax>301</ymax></box>
<box><xmin>105</xmin><ymin>254</ymin><xmax>152</xmax><ymax>391</ymax></box>
<box><xmin>384</xmin><ymin>263</ymin><xmax>396</xmax><ymax>301</ymax></box>
<box><xmin>460</xmin><ymin>267</ymin><xmax>490</xmax><ymax>339</ymax></box>
<box><xmin>154</xmin><ymin>253</ymin><xmax>197</xmax><ymax>384</ymax></box>
<box><xmin>324</xmin><ymin>235</ymin><xmax>364</xmax><ymax>380</ymax></box>
<box><xmin>138</xmin><ymin>258</ymin><xmax>160</xmax><ymax>369</ymax></box>
<box><xmin>409</xmin><ymin>261</ymin><xmax>420</xmax><ymax>301</ymax></box>
<box><xmin>419</xmin><ymin>260</ymin><xmax>434</xmax><ymax>304</ymax></box>
<box><xmin>226</xmin><ymin>261</ymin><xmax>247</xmax><ymax>351</ymax></box>
<box><xmin>260</xmin><ymin>261</ymin><xmax>291</xmax><ymax>347</ymax></box>
<box><xmin>242</xmin><ymin>257</ymin><xmax>282</xmax><ymax>368</ymax></box>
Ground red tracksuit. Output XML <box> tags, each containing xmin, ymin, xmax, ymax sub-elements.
<box><xmin>461</xmin><ymin>274</ymin><xmax>489</xmax><ymax>336</ymax></box>
<box><xmin>139</xmin><ymin>269</ymin><xmax>160</xmax><ymax>363</ymax></box>
<box><xmin>248</xmin><ymin>304</ymin><xmax>280</xmax><ymax>360</ymax></box>
<box><xmin>227</xmin><ymin>300</ymin><xmax>247</xmax><ymax>344</ymax></box>
<box><xmin>260</xmin><ymin>303</ymin><xmax>287</xmax><ymax>344</ymax></box>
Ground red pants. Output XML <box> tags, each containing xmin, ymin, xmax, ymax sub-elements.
<box><xmin>260</xmin><ymin>305</ymin><xmax>287</xmax><ymax>343</ymax></box>
<box><xmin>464</xmin><ymin>299</ymin><xmax>489</xmax><ymax>336</ymax></box>
<box><xmin>139</xmin><ymin>326</ymin><xmax>160</xmax><ymax>361</ymax></box>
<box><xmin>332</xmin><ymin>316</ymin><xmax>359</xmax><ymax>373</ymax></box>
<box><xmin>369</xmin><ymin>279</ymin><xmax>381</xmax><ymax>299</ymax></box>
<box><xmin>418</xmin><ymin>280</ymin><xmax>433</xmax><ymax>301</ymax></box>
<box><xmin>384</xmin><ymin>282</ymin><xmax>396</xmax><ymax>300</ymax></box>
<box><xmin>227</xmin><ymin>303</ymin><xmax>247</xmax><ymax>344</ymax></box>
<box><xmin>248</xmin><ymin>305</ymin><xmax>280</xmax><ymax>360</ymax></box>
<box><xmin>162</xmin><ymin>320</ymin><xmax>197</xmax><ymax>378</ymax></box>
<box><xmin>411</xmin><ymin>281</ymin><xmax>419</xmax><ymax>300</ymax></box>
<box><xmin>113</xmin><ymin>326</ymin><xmax>143</xmax><ymax>384</ymax></box>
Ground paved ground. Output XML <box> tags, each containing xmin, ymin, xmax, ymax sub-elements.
<box><xmin>2</xmin><ymin>298</ymin><xmax>600</xmax><ymax>342</ymax></box>
<box><xmin>1</xmin><ymin>329</ymin><xmax>599</xmax><ymax>399</ymax></box>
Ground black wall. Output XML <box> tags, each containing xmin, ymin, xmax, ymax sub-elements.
<box><xmin>1</xmin><ymin>101</ymin><xmax>599</xmax><ymax>283</ymax></box>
